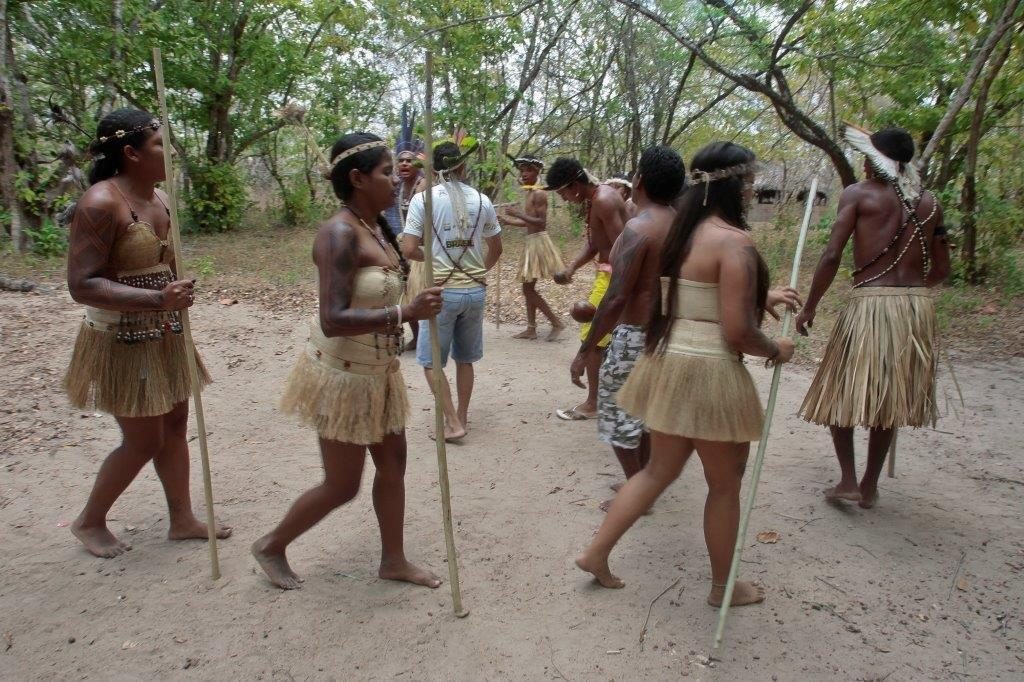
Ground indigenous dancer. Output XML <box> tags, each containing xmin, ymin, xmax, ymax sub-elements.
<box><xmin>569</xmin><ymin>147</ymin><xmax>686</xmax><ymax>511</ymax></box>
<box><xmin>253</xmin><ymin>133</ymin><xmax>445</xmax><ymax>590</ymax></box>
<box><xmin>402</xmin><ymin>141</ymin><xmax>503</xmax><ymax>442</ymax></box>
<box><xmin>797</xmin><ymin>124</ymin><xmax>951</xmax><ymax>509</ymax></box>
<box><xmin>606</xmin><ymin>174</ymin><xmax>637</xmax><ymax>219</ymax></box>
<box><xmin>498</xmin><ymin>156</ymin><xmax>566</xmax><ymax>341</ymax></box>
<box><xmin>64</xmin><ymin>108</ymin><xmax>228</xmax><ymax>558</ymax></box>
<box><xmin>546</xmin><ymin>158</ymin><xmax>628</xmax><ymax>421</ymax></box>
<box><xmin>385</xmin><ymin>106</ymin><xmax>428</xmax><ymax>351</ymax></box>
<box><xmin>575</xmin><ymin>142</ymin><xmax>797</xmax><ymax>608</ymax></box>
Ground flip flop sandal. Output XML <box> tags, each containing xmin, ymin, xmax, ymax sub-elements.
<box><xmin>556</xmin><ymin>404</ymin><xmax>596</xmax><ymax>421</ymax></box>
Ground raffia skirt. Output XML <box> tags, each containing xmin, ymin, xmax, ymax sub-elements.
<box><xmin>404</xmin><ymin>260</ymin><xmax>427</xmax><ymax>302</ymax></box>
<box><xmin>616</xmin><ymin>319</ymin><xmax>763</xmax><ymax>442</ymax></box>
<box><xmin>518</xmin><ymin>231</ymin><xmax>565</xmax><ymax>283</ymax></box>
<box><xmin>800</xmin><ymin>287</ymin><xmax>937</xmax><ymax>429</ymax></box>
<box><xmin>64</xmin><ymin>308</ymin><xmax>211</xmax><ymax>418</ymax></box>
<box><xmin>279</xmin><ymin>320</ymin><xmax>408</xmax><ymax>445</ymax></box>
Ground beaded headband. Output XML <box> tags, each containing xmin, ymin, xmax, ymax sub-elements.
<box><xmin>514</xmin><ymin>157</ymin><xmax>545</xmax><ymax>170</ymax></box>
<box><xmin>688</xmin><ymin>161</ymin><xmax>761</xmax><ymax>205</ymax></box>
<box><xmin>329</xmin><ymin>140</ymin><xmax>389</xmax><ymax>171</ymax></box>
<box><xmin>605</xmin><ymin>177</ymin><xmax>631</xmax><ymax>188</ymax></box>
<box><xmin>97</xmin><ymin>120</ymin><xmax>160</xmax><ymax>144</ymax></box>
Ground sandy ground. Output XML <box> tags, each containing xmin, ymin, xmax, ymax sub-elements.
<box><xmin>1</xmin><ymin>286</ymin><xmax>1022</xmax><ymax>681</ymax></box>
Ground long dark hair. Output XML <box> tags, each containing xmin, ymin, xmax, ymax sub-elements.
<box><xmin>646</xmin><ymin>141</ymin><xmax>769</xmax><ymax>354</ymax></box>
<box><xmin>328</xmin><ymin>132</ymin><xmax>408</xmax><ymax>274</ymax></box>
<box><xmin>88</xmin><ymin>108</ymin><xmax>159</xmax><ymax>185</ymax></box>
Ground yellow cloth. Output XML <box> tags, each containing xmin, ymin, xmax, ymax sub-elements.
<box><xmin>579</xmin><ymin>269</ymin><xmax>612</xmax><ymax>348</ymax></box>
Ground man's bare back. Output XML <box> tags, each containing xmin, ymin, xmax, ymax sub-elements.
<box><xmin>612</xmin><ymin>205</ymin><xmax>676</xmax><ymax>327</ymax></box>
<box><xmin>589</xmin><ymin>184</ymin><xmax>629</xmax><ymax>263</ymax></box>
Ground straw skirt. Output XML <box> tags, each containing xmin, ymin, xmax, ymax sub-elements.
<box><xmin>517</xmin><ymin>231</ymin><xmax>565</xmax><ymax>283</ymax></box>
<box><xmin>616</xmin><ymin>319</ymin><xmax>763</xmax><ymax>442</ymax></box>
<box><xmin>800</xmin><ymin>287</ymin><xmax>938</xmax><ymax>429</ymax></box>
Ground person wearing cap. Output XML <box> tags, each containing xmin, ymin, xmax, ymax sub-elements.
<box><xmin>544</xmin><ymin>157</ymin><xmax>628</xmax><ymax>421</ymax></box>
<box><xmin>499</xmin><ymin>156</ymin><xmax>566</xmax><ymax>341</ymax></box>
<box><xmin>402</xmin><ymin>140</ymin><xmax>503</xmax><ymax>442</ymax></box>
<box><xmin>796</xmin><ymin>124</ymin><xmax>951</xmax><ymax>509</ymax></box>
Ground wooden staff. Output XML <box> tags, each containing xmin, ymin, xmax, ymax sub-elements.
<box><xmin>887</xmin><ymin>429</ymin><xmax>897</xmax><ymax>477</ymax></box>
<box><xmin>422</xmin><ymin>50</ymin><xmax>468</xmax><ymax>618</ymax></box>
<box><xmin>152</xmin><ymin>48</ymin><xmax>221</xmax><ymax>580</ymax></box>
<box><xmin>713</xmin><ymin>177</ymin><xmax>818</xmax><ymax>650</ymax></box>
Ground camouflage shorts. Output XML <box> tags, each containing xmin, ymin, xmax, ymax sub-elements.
<box><xmin>597</xmin><ymin>324</ymin><xmax>646</xmax><ymax>449</ymax></box>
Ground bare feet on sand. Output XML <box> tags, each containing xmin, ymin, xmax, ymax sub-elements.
<box><xmin>251</xmin><ymin>538</ymin><xmax>304</xmax><ymax>590</ymax></box>
<box><xmin>546</xmin><ymin>323</ymin><xmax>565</xmax><ymax>341</ymax></box>
<box><xmin>430</xmin><ymin>424</ymin><xmax>467</xmax><ymax>443</ymax></box>
<box><xmin>513</xmin><ymin>326</ymin><xmax>537</xmax><ymax>340</ymax></box>
<box><xmin>168</xmin><ymin>515</ymin><xmax>233</xmax><ymax>541</ymax></box>
<box><xmin>379</xmin><ymin>559</ymin><xmax>442</xmax><ymax>588</ymax></box>
<box><xmin>824</xmin><ymin>484</ymin><xmax>862</xmax><ymax>502</ymax></box>
<box><xmin>575</xmin><ymin>553</ymin><xmax>625</xmax><ymax>588</ymax></box>
<box><xmin>858</xmin><ymin>486</ymin><xmax>879</xmax><ymax>509</ymax></box>
<box><xmin>71</xmin><ymin>518</ymin><xmax>132</xmax><ymax>558</ymax></box>
<box><xmin>707</xmin><ymin>580</ymin><xmax>766</xmax><ymax>607</ymax></box>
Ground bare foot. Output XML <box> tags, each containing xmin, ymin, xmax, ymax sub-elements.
<box><xmin>379</xmin><ymin>559</ymin><xmax>442</xmax><ymax>588</ymax></box>
<box><xmin>513</xmin><ymin>327</ymin><xmax>538</xmax><ymax>340</ymax></box>
<box><xmin>575</xmin><ymin>553</ymin><xmax>625</xmax><ymax>588</ymax></box>
<box><xmin>71</xmin><ymin>518</ymin><xmax>131</xmax><ymax>558</ymax></box>
<box><xmin>546</xmin><ymin>323</ymin><xmax>564</xmax><ymax>342</ymax></box>
<box><xmin>599</xmin><ymin>498</ymin><xmax>652</xmax><ymax>515</ymax></box>
<box><xmin>824</xmin><ymin>484</ymin><xmax>862</xmax><ymax>502</ymax></box>
<box><xmin>251</xmin><ymin>538</ymin><xmax>303</xmax><ymax>589</ymax></box>
<box><xmin>858</xmin><ymin>487</ymin><xmax>879</xmax><ymax>509</ymax></box>
<box><xmin>430</xmin><ymin>424</ymin><xmax>467</xmax><ymax>443</ymax></box>
<box><xmin>707</xmin><ymin>580</ymin><xmax>766</xmax><ymax>607</ymax></box>
<box><xmin>168</xmin><ymin>515</ymin><xmax>233</xmax><ymax>541</ymax></box>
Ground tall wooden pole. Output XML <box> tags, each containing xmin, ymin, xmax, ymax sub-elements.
<box><xmin>713</xmin><ymin>178</ymin><xmax>818</xmax><ymax>649</ymax></box>
<box><xmin>422</xmin><ymin>50</ymin><xmax>468</xmax><ymax>618</ymax></box>
<box><xmin>152</xmin><ymin>48</ymin><xmax>221</xmax><ymax>580</ymax></box>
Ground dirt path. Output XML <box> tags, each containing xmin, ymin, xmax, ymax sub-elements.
<box><xmin>1</xmin><ymin>288</ymin><xmax>1022</xmax><ymax>680</ymax></box>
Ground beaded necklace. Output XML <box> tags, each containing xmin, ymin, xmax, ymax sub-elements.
<box><xmin>344</xmin><ymin>205</ymin><xmax>402</xmax><ymax>272</ymax></box>
<box><xmin>853</xmin><ymin>187</ymin><xmax>935</xmax><ymax>288</ymax></box>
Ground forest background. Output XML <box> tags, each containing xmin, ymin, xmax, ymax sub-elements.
<box><xmin>0</xmin><ymin>0</ymin><xmax>1022</xmax><ymax>351</ymax></box>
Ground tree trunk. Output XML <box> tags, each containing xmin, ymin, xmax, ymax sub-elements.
<box><xmin>0</xmin><ymin>0</ymin><xmax>26</xmax><ymax>252</ymax></box>
<box><xmin>959</xmin><ymin>27</ymin><xmax>1016</xmax><ymax>282</ymax></box>
<box><xmin>919</xmin><ymin>0</ymin><xmax>1023</xmax><ymax>170</ymax></box>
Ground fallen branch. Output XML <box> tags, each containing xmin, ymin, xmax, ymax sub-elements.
<box><xmin>639</xmin><ymin>577</ymin><xmax>682</xmax><ymax>651</ymax></box>
<box><xmin>948</xmin><ymin>550</ymin><xmax>967</xmax><ymax>599</ymax></box>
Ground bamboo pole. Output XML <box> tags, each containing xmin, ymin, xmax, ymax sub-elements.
<box><xmin>713</xmin><ymin>177</ymin><xmax>818</xmax><ymax>650</ymax></box>
<box><xmin>152</xmin><ymin>48</ymin><xmax>221</xmax><ymax>580</ymax></box>
<box><xmin>422</xmin><ymin>50</ymin><xmax>468</xmax><ymax>618</ymax></box>
<box><xmin>887</xmin><ymin>429</ymin><xmax>897</xmax><ymax>478</ymax></box>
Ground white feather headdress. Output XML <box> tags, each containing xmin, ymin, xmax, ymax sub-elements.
<box><xmin>844</xmin><ymin>122</ymin><xmax>921</xmax><ymax>201</ymax></box>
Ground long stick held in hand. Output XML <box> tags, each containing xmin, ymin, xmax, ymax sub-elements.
<box><xmin>422</xmin><ymin>50</ymin><xmax>468</xmax><ymax>618</ymax></box>
<box><xmin>713</xmin><ymin>177</ymin><xmax>818</xmax><ymax>649</ymax></box>
<box><xmin>152</xmin><ymin>48</ymin><xmax>221</xmax><ymax>580</ymax></box>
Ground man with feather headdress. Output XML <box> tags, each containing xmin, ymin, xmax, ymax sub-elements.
<box><xmin>796</xmin><ymin>124</ymin><xmax>952</xmax><ymax>509</ymax></box>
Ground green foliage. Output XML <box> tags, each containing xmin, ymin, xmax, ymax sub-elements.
<box><xmin>184</xmin><ymin>162</ymin><xmax>248</xmax><ymax>233</ymax></box>
<box><xmin>190</xmin><ymin>255</ymin><xmax>217</xmax><ymax>279</ymax></box>
<box><xmin>24</xmin><ymin>218</ymin><xmax>68</xmax><ymax>258</ymax></box>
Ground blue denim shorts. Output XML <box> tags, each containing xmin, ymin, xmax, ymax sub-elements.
<box><xmin>417</xmin><ymin>286</ymin><xmax>487</xmax><ymax>368</ymax></box>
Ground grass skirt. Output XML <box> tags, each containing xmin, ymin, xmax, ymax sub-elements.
<box><xmin>64</xmin><ymin>321</ymin><xmax>210</xmax><ymax>418</ymax></box>
<box><xmin>280</xmin><ymin>342</ymin><xmax>409</xmax><ymax>446</ymax></box>
<box><xmin>616</xmin><ymin>319</ymin><xmax>763</xmax><ymax>442</ymax></box>
<box><xmin>518</xmin><ymin>231</ymin><xmax>565</xmax><ymax>283</ymax></box>
<box><xmin>800</xmin><ymin>287</ymin><xmax>937</xmax><ymax>429</ymax></box>
<box><xmin>405</xmin><ymin>260</ymin><xmax>427</xmax><ymax>302</ymax></box>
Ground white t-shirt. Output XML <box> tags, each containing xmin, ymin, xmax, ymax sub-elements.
<box><xmin>404</xmin><ymin>182</ymin><xmax>501</xmax><ymax>289</ymax></box>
